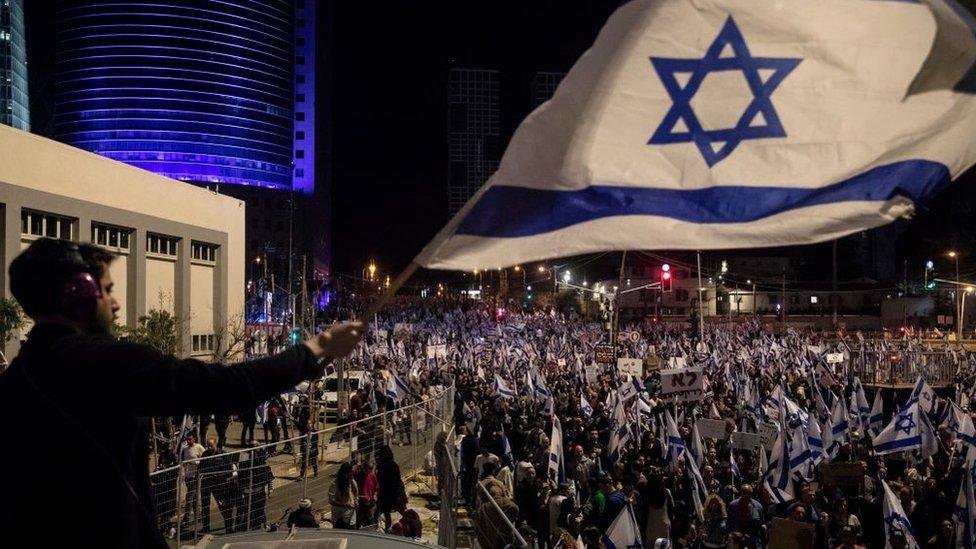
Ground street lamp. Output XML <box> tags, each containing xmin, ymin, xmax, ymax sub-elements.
<box><xmin>948</xmin><ymin>251</ymin><xmax>961</xmax><ymax>339</ymax></box>
<box><xmin>563</xmin><ymin>271</ymin><xmax>571</xmax><ymax>283</ymax></box>
<box><xmin>367</xmin><ymin>262</ymin><xmax>377</xmax><ymax>281</ymax></box>
<box><xmin>538</xmin><ymin>265</ymin><xmax>546</xmax><ymax>273</ymax></box>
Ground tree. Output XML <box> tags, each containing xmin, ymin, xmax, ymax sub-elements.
<box><xmin>0</xmin><ymin>297</ymin><xmax>27</xmax><ymax>367</ymax></box>
<box><xmin>211</xmin><ymin>313</ymin><xmax>249</xmax><ymax>362</ymax></box>
<box><xmin>119</xmin><ymin>309</ymin><xmax>187</xmax><ymax>356</ymax></box>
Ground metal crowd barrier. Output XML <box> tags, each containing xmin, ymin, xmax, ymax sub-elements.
<box><xmin>849</xmin><ymin>350</ymin><xmax>958</xmax><ymax>386</ymax></box>
<box><xmin>150</xmin><ymin>385</ymin><xmax>455</xmax><ymax>544</ymax></box>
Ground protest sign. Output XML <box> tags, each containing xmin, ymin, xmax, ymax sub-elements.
<box><xmin>617</xmin><ymin>357</ymin><xmax>643</xmax><ymax>378</ymax></box>
<box><xmin>595</xmin><ymin>344</ymin><xmax>615</xmax><ymax>365</ymax></box>
<box><xmin>730</xmin><ymin>432</ymin><xmax>764</xmax><ymax>451</ymax></box>
<box><xmin>696</xmin><ymin>418</ymin><xmax>730</xmax><ymax>440</ymax></box>
<box><xmin>426</xmin><ymin>344</ymin><xmax>447</xmax><ymax>359</ymax></box>
<box><xmin>769</xmin><ymin>518</ymin><xmax>815</xmax><ymax>549</ymax></box>
<box><xmin>757</xmin><ymin>422</ymin><xmax>779</xmax><ymax>447</ymax></box>
<box><xmin>825</xmin><ymin>352</ymin><xmax>844</xmax><ymax>364</ymax></box>
<box><xmin>660</xmin><ymin>366</ymin><xmax>704</xmax><ymax>402</ymax></box>
<box><xmin>585</xmin><ymin>364</ymin><xmax>600</xmax><ymax>385</ymax></box>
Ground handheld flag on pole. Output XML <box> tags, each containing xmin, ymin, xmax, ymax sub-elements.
<box><xmin>413</xmin><ymin>0</ymin><xmax>976</xmax><ymax>271</ymax></box>
<box><xmin>549</xmin><ymin>416</ymin><xmax>566</xmax><ymax>483</ymax></box>
<box><xmin>601</xmin><ymin>503</ymin><xmax>643</xmax><ymax>549</ymax></box>
<box><xmin>494</xmin><ymin>374</ymin><xmax>516</xmax><ymax>399</ymax></box>
<box><xmin>882</xmin><ymin>479</ymin><xmax>920</xmax><ymax>549</ymax></box>
<box><xmin>872</xmin><ymin>398</ymin><xmax>938</xmax><ymax>457</ymax></box>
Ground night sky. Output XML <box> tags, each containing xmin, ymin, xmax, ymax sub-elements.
<box><xmin>329</xmin><ymin>1</ymin><xmax>619</xmax><ymax>278</ymax></box>
<box><xmin>22</xmin><ymin>1</ymin><xmax>976</xmax><ymax>284</ymax></box>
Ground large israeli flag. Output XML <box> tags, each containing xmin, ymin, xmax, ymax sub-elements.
<box><xmin>416</xmin><ymin>0</ymin><xmax>976</xmax><ymax>271</ymax></box>
<box><xmin>602</xmin><ymin>504</ymin><xmax>643</xmax><ymax>549</ymax></box>
<box><xmin>883</xmin><ymin>479</ymin><xmax>921</xmax><ymax>548</ymax></box>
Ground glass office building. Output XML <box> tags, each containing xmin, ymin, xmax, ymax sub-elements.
<box><xmin>55</xmin><ymin>1</ymin><xmax>299</xmax><ymax>190</ymax></box>
<box><xmin>1</xmin><ymin>0</ymin><xmax>29</xmax><ymax>131</ymax></box>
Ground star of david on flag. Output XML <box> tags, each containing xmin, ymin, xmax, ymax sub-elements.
<box><xmin>414</xmin><ymin>0</ymin><xmax>976</xmax><ymax>274</ymax></box>
<box><xmin>649</xmin><ymin>16</ymin><xmax>801</xmax><ymax>167</ymax></box>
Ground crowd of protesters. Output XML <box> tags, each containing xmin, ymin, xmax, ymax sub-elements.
<box><xmin>146</xmin><ymin>295</ymin><xmax>976</xmax><ymax>547</ymax></box>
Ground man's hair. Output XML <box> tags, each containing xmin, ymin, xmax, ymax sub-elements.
<box><xmin>9</xmin><ymin>238</ymin><xmax>115</xmax><ymax>318</ymax></box>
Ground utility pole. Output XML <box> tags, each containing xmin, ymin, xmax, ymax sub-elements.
<box><xmin>697</xmin><ymin>251</ymin><xmax>705</xmax><ymax>340</ymax></box>
<box><xmin>781</xmin><ymin>268</ymin><xmax>787</xmax><ymax>324</ymax></box>
<box><xmin>832</xmin><ymin>240</ymin><xmax>838</xmax><ymax>328</ymax></box>
<box><xmin>612</xmin><ymin>252</ymin><xmax>627</xmax><ymax>353</ymax></box>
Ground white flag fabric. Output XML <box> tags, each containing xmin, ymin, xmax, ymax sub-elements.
<box><xmin>665</xmin><ymin>410</ymin><xmax>686</xmax><ymax>471</ymax></box>
<box><xmin>764</xmin><ymin>426</ymin><xmax>795</xmax><ymax>504</ymax></box>
<box><xmin>882</xmin><ymin>479</ymin><xmax>920</xmax><ymax>549</ymax></box>
<box><xmin>580</xmin><ymin>392</ymin><xmax>594</xmax><ymax>418</ymax></box>
<box><xmin>955</xmin><ymin>462</ymin><xmax>976</xmax><ymax>548</ymax></box>
<box><xmin>548</xmin><ymin>416</ymin><xmax>566</xmax><ymax>483</ymax></box>
<box><xmin>416</xmin><ymin>0</ymin><xmax>976</xmax><ymax>271</ymax></box>
<box><xmin>869</xmin><ymin>389</ymin><xmax>885</xmax><ymax>437</ymax></box>
<box><xmin>608</xmin><ymin>400</ymin><xmax>631</xmax><ymax>464</ymax></box>
<box><xmin>872</xmin><ymin>398</ymin><xmax>938</xmax><ymax>457</ymax></box>
<box><xmin>602</xmin><ymin>503</ymin><xmax>643</xmax><ymax>549</ymax></box>
<box><xmin>910</xmin><ymin>376</ymin><xmax>937</xmax><ymax>414</ymax></box>
<box><xmin>494</xmin><ymin>374</ymin><xmax>516</xmax><ymax>399</ymax></box>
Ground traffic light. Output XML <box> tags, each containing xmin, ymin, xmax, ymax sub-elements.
<box><xmin>661</xmin><ymin>265</ymin><xmax>673</xmax><ymax>292</ymax></box>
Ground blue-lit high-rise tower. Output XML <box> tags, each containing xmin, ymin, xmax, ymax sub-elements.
<box><xmin>55</xmin><ymin>0</ymin><xmax>302</xmax><ymax>190</ymax></box>
<box><xmin>1</xmin><ymin>0</ymin><xmax>29</xmax><ymax>131</ymax></box>
<box><xmin>54</xmin><ymin>0</ymin><xmax>329</xmax><ymax>288</ymax></box>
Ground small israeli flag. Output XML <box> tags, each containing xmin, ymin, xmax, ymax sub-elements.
<box><xmin>602</xmin><ymin>503</ymin><xmax>643</xmax><ymax>549</ymax></box>
<box><xmin>494</xmin><ymin>374</ymin><xmax>516</xmax><ymax>399</ymax></box>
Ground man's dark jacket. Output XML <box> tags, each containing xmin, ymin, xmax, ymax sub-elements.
<box><xmin>0</xmin><ymin>323</ymin><xmax>322</xmax><ymax>547</ymax></box>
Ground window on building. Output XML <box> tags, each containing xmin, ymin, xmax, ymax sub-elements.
<box><xmin>295</xmin><ymin>112</ymin><xmax>305</xmax><ymax>121</ymax></box>
<box><xmin>21</xmin><ymin>210</ymin><xmax>74</xmax><ymax>240</ymax></box>
<box><xmin>146</xmin><ymin>233</ymin><xmax>179</xmax><ymax>257</ymax></box>
<box><xmin>810</xmin><ymin>295</ymin><xmax>819</xmax><ymax>304</ymax></box>
<box><xmin>295</xmin><ymin>150</ymin><xmax>305</xmax><ymax>159</ymax></box>
<box><xmin>295</xmin><ymin>130</ymin><xmax>305</xmax><ymax>140</ymax></box>
<box><xmin>296</xmin><ymin>74</ymin><xmax>305</xmax><ymax>84</ymax></box>
<box><xmin>296</xmin><ymin>93</ymin><xmax>305</xmax><ymax>103</ymax></box>
<box><xmin>296</xmin><ymin>56</ymin><xmax>305</xmax><ymax>65</ymax></box>
<box><xmin>191</xmin><ymin>241</ymin><xmax>218</xmax><ymax>263</ymax></box>
<box><xmin>296</xmin><ymin>36</ymin><xmax>305</xmax><ymax>46</ymax></box>
<box><xmin>192</xmin><ymin>334</ymin><xmax>215</xmax><ymax>353</ymax></box>
<box><xmin>295</xmin><ymin>168</ymin><xmax>304</xmax><ymax>177</ymax></box>
<box><xmin>91</xmin><ymin>223</ymin><xmax>132</xmax><ymax>252</ymax></box>
<box><xmin>297</xmin><ymin>18</ymin><xmax>306</xmax><ymax>27</ymax></box>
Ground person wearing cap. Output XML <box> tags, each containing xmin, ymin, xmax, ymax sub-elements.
<box><xmin>287</xmin><ymin>498</ymin><xmax>319</xmax><ymax>529</ymax></box>
<box><xmin>888</xmin><ymin>526</ymin><xmax>909</xmax><ymax>549</ymax></box>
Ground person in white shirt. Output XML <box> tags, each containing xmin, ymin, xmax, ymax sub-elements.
<box><xmin>179</xmin><ymin>433</ymin><xmax>205</xmax><ymax>530</ymax></box>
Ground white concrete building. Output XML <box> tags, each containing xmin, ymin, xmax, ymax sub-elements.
<box><xmin>0</xmin><ymin>125</ymin><xmax>245</xmax><ymax>359</ymax></box>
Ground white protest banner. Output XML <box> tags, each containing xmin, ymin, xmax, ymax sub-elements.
<box><xmin>825</xmin><ymin>352</ymin><xmax>845</xmax><ymax>364</ymax></box>
<box><xmin>557</xmin><ymin>358</ymin><xmax>567</xmax><ymax>367</ymax></box>
<box><xmin>730</xmin><ymin>431</ymin><xmax>764</xmax><ymax>451</ymax></box>
<box><xmin>660</xmin><ymin>366</ymin><xmax>704</xmax><ymax>402</ymax></box>
<box><xmin>697</xmin><ymin>418</ymin><xmax>730</xmax><ymax>440</ymax></box>
<box><xmin>617</xmin><ymin>358</ymin><xmax>643</xmax><ymax>378</ymax></box>
<box><xmin>667</xmin><ymin>356</ymin><xmax>687</xmax><ymax>369</ymax></box>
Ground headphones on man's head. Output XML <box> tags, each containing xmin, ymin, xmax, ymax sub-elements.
<box><xmin>55</xmin><ymin>241</ymin><xmax>102</xmax><ymax>319</ymax></box>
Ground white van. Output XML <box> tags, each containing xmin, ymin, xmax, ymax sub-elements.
<box><xmin>321</xmin><ymin>370</ymin><xmax>369</xmax><ymax>420</ymax></box>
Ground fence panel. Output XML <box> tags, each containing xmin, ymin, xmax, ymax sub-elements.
<box><xmin>157</xmin><ymin>384</ymin><xmax>454</xmax><ymax>543</ymax></box>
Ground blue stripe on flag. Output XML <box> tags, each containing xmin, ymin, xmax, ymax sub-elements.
<box><xmin>456</xmin><ymin>160</ymin><xmax>949</xmax><ymax>237</ymax></box>
<box><xmin>874</xmin><ymin>435</ymin><xmax>922</xmax><ymax>453</ymax></box>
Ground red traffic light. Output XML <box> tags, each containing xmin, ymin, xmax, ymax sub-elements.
<box><xmin>662</xmin><ymin>271</ymin><xmax>671</xmax><ymax>280</ymax></box>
